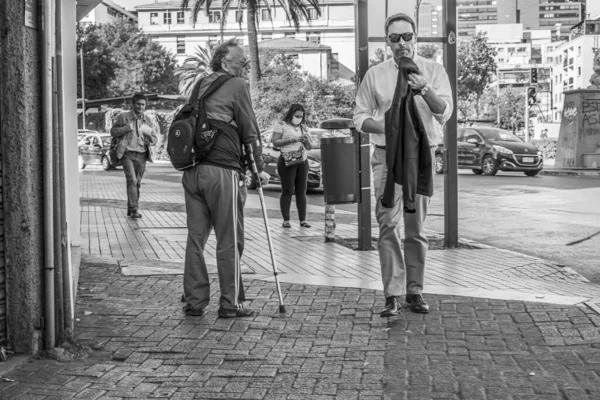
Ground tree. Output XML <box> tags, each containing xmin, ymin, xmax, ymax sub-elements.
<box><xmin>417</xmin><ymin>43</ymin><xmax>438</xmax><ymax>59</ymax></box>
<box><xmin>175</xmin><ymin>45</ymin><xmax>213</xmax><ymax>97</ymax></box>
<box><xmin>77</xmin><ymin>24</ymin><xmax>118</xmax><ymax>99</ymax></box>
<box><xmin>369</xmin><ymin>48</ymin><xmax>387</xmax><ymax>67</ymax></box>
<box><xmin>100</xmin><ymin>20</ymin><xmax>178</xmax><ymax>96</ymax></box>
<box><xmin>498</xmin><ymin>86</ymin><xmax>525</xmax><ymax>131</ymax></box>
<box><xmin>181</xmin><ymin>0</ymin><xmax>322</xmax><ymax>84</ymax></box>
<box><xmin>457</xmin><ymin>32</ymin><xmax>497</xmax><ymax>119</ymax></box>
<box><xmin>77</xmin><ymin>20</ymin><xmax>178</xmax><ymax>99</ymax></box>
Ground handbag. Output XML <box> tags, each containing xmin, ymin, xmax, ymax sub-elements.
<box><xmin>281</xmin><ymin>145</ymin><xmax>305</xmax><ymax>167</ymax></box>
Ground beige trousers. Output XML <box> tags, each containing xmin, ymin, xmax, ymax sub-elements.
<box><xmin>371</xmin><ymin>147</ymin><xmax>430</xmax><ymax>298</ymax></box>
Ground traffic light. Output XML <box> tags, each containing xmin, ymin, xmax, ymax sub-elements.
<box><xmin>530</xmin><ymin>68</ymin><xmax>538</xmax><ymax>84</ymax></box>
<box><xmin>527</xmin><ymin>86</ymin><xmax>537</xmax><ymax>107</ymax></box>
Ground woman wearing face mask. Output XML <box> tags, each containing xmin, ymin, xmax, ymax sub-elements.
<box><xmin>271</xmin><ymin>104</ymin><xmax>315</xmax><ymax>228</ymax></box>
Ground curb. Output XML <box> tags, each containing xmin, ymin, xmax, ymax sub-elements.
<box><xmin>540</xmin><ymin>169</ymin><xmax>600</xmax><ymax>177</ymax></box>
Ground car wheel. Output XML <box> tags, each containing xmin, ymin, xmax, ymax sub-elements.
<box><xmin>78</xmin><ymin>155</ymin><xmax>86</xmax><ymax>170</ymax></box>
<box><xmin>524</xmin><ymin>170</ymin><xmax>539</xmax><ymax>177</ymax></box>
<box><xmin>101</xmin><ymin>156</ymin><xmax>111</xmax><ymax>171</ymax></box>
<box><xmin>245</xmin><ymin>170</ymin><xmax>257</xmax><ymax>189</ymax></box>
<box><xmin>472</xmin><ymin>169</ymin><xmax>483</xmax><ymax>175</ymax></box>
<box><xmin>434</xmin><ymin>153</ymin><xmax>444</xmax><ymax>174</ymax></box>
<box><xmin>481</xmin><ymin>155</ymin><xmax>498</xmax><ymax>176</ymax></box>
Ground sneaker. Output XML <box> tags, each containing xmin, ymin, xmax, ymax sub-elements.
<box><xmin>218</xmin><ymin>305</ymin><xmax>254</xmax><ymax>318</ymax></box>
<box><xmin>180</xmin><ymin>294</ymin><xmax>185</xmax><ymax>303</ymax></box>
<box><xmin>380</xmin><ymin>296</ymin><xmax>401</xmax><ymax>318</ymax></box>
<box><xmin>300</xmin><ymin>221</ymin><xmax>311</xmax><ymax>228</ymax></box>
<box><xmin>405</xmin><ymin>294</ymin><xmax>430</xmax><ymax>313</ymax></box>
<box><xmin>183</xmin><ymin>304</ymin><xmax>205</xmax><ymax>316</ymax></box>
<box><xmin>282</xmin><ymin>221</ymin><xmax>291</xmax><ymax>228</ymax></box>
<box><xmin>129</xmin><ymin>212</ymin><xmax>142</xmax><ymax>219</ymax></box>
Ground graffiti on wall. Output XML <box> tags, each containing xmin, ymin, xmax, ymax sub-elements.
<box><xmin>582</xmin><ymin>100</ymin><xmax>600</xmax><ymax>136</ymax></box>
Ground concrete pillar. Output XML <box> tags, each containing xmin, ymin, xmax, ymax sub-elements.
<box><xmin>0</xmin><ymin>0</ymin><xmax>46</xmax><ymax>354</ymax></box>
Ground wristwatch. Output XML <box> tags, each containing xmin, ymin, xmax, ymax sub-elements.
<box><xmin>420</xmin><ymin>84</ymin><xmax>431</xmax><ymax>96</ymax></box>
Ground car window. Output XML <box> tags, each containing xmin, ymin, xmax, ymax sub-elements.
<box><xmin>101</xmin><ymin>137</ymin><xmax>112</xmax><ymax>147</ymax></box>
<box><xmin>83</xmin><ymin>136</ymin><xmax>92</xmax><ymax>145</ymax></box>
<box><xmin>477</xmin><ymin>128</ymin><xmax>522</xmax><ymax>142</ymax></box>
<box><xmin>92</xmin><ymin>137</ymin><xmax>101</xmax><ymax>146</ymax></box>
<box><xmin>464</xmin><ymin>129</ymin><xmax>482</xmax><ymax>143</ymax></box>
<box><xmin>457</xmin><ymin>129</ymin><xmax>465</xmax><ymax>142</ymax></box>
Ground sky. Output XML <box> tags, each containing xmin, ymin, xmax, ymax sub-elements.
<box><xmin>110</xmin><ymin>0</ymin><xmax>156</xmax><ymax>11</ymax></box>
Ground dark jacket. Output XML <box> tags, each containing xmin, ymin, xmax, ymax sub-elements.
<box><xmin>382</xmin><ymin>57</ymin><xmax>433</xmax><ymax>211</ymax></box>
<box><xmin>189</xmin><ymin>72</ymin><xmax>264</xmax><ymax>173</ymax></box>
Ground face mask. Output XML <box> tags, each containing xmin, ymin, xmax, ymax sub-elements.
<box><xmin>292</xmin><ymin>117</ymin><xmax>302</xmax><ymax>125</ymax></box>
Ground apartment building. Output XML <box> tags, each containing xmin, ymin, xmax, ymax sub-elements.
<box><xmin>79</xmin><ymin>0</ymin><xmax>137</xmax><ymax>26</ymax></box>
<box><xmin>548</xmin><ymin>18</ymin><xmax>600</xmax><ymax>122</ymax></box>
<box><xmin>134</xmin><ymin>0</ymin><xmax>355</xmax><ymax>79</ymax></box>
<box><xmin>458</xmin><ymin>0</ymin><xmax>586</xmax><ymax>41</ymax></box>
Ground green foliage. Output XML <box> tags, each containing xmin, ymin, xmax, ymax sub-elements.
<box><xmin>459</xmin><ymin>86</ymin><xmax>498</xmax><ymax>121</ymax></box>
<box><xmin>369</xmin><ymin>48</ymin><xmax>387</xmax><ymax>67</ymax></box>
<box><xmin>530</xmin><ymin>138</ymin><xmax>557</xmax><ymax>160</ymax></box>
<box><xmin>77</xmin><ymin>20</ymin><xmax>178</xmax><ymax>99</ymax></box>
<box><xmin>76</xmin><ymin>24</ymin><xmax>118</xmax><ymax>99</ymax></box>
<box><xmin>175</xmin><ymin>44</ymin><xmax>213</xmax><ymax>97</ymax></box>
<box><xmin>497</xmin><ymin>86</ymin><xmax>525</xmax><ymax>131</ymax></box>
<box><xmin>417</xmin><ymin>44</ymin><xmax>438</xmax><ymax>60</ymax></box>
<box><xmin>457</xmin><ymin>32</ymin><xmax>497</xmax><ymax>119</ymax></box>
<box><xmin>252</xmin><ymin>50</ymin><xmax>355</xmax><ymax>131</ymax></box>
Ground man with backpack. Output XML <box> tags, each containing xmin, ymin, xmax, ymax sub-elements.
<box><xmin>181</xmin><ymin>39</ymin><xmax>269</xmax><ymax>318</ymax></box>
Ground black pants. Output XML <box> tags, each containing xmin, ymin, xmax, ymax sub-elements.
<box><xmin>277</xmin><ymin>157</ymin><xmax>309</xmax><ymax>221</ymax></box>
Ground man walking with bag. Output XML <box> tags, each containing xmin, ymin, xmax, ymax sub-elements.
<box><xmin>182</xmin><ymin>39</ymin><xmax>269</xmax><ymax>318</ymax></box>
<box><xmin>354</xmin><ymin>13</ymin><xmax>453</xmax><ymax>317</ymax></box>
<box><xmin>110</xmin><ymin>93</ymin><xmax>158</xmax><ymax>219</ymax></box>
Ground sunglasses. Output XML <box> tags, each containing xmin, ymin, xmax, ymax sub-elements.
<box><xmin>388</xmin><ymin>32</ymin><xmax>415</xmax><ymax>43</ymax></box>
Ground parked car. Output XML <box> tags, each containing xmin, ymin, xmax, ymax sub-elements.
<box><xmin>77</xmin><ymin>129</ymin><xmax>98</xmax><ymax>144</ymax></box>
<box><xmin>78</xmin><ymin>133</ymin><xmax>120</xmax><ymax>171</ymax></box>
<box><xmin>246</xmin><ymin>128</ymin><xmax>347</xmax><ymax>189</ymax></box>
<box><xmin>435</xmin><ymin>127</ymin><xmax>543</xmax><ymax>176</ymax></box>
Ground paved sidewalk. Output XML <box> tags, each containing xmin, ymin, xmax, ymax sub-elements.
<box><xmin>0</xmin><ymin>168</ymin><xmax>599</xmax><ymax>399</ymax></box>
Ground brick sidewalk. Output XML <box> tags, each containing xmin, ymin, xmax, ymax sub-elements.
<box><xmin>0</xmin><ymin>168</ymin><xmax>599</xmax><ymax>399</ymax></box>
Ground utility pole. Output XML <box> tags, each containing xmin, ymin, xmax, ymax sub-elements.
<box><xmin>79</xmin><ymin>46</ymin><xmax>86</xmax><ymax>129</ymax></box>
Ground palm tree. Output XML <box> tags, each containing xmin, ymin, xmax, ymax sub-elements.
<box><xmin>181</xmin><ymin>0</ymin><xmax>322</xmax><ymax>84</ymax></box>
<box><xmin>175</xmin><ymin>44</ymin><xmax>213</xmax><ymax>97</ymax></box>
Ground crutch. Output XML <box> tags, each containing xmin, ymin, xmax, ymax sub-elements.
<box><xmin>245</xmin><ymin>144</ymin><xmax>286</xmax><ymax>313</ymax></box>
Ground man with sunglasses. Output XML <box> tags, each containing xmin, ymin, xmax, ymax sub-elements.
<box><xmin>354</xmin><ymin>13</ymin><xmax>453</xmax><ymax>317</ymax></box>
<box><xmin>181</xmin><ymin>39</ymin><xmax>269</xmax><ymax>319</ymax></box>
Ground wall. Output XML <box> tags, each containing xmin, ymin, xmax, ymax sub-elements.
<box><xmin>0</xmin><ymin>93</ymin><xmax>4</xmax><ymax>344</ymax></box>
<box><xmin>0</xmin><ymin>0</ymin><xmax>45</xmax><ymax>353</ymax></box>
<box><xmin>556</xmin><ymin>89</ymin><xmax>600</xmax><ymax>167</ymax></box>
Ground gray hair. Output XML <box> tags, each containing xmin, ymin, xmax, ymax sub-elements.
<box><xmin>210</xmin><ymin>38</ymin><xmax>240</xmax><ymax>72</ymax></box>
<box><xmin>385</xmin><ymin>13</ymin><xmax>416</xmax><ymax>36</ymax></box>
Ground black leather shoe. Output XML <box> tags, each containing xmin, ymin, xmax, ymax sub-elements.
<box><xmin>129</xmin><ymin>212</ymin><xmax>142</xmax><ymax>219</ymax></box>
<box><xmin>180</xmin><ymin>294</ymin><xmax>185</xmax><ymax>303</ymax></box>
<box><xmin>218</xmin><ymin>305</ymin><xmax>254</xmax><ymax>318</ymax></box>
<box><xmin>183</xmin><ymin>304</ymin><xmax>204</xmax><ymax>316</ymax></box>
<box><xmin>405</xmin><ymin>294</ymin><xmax>430</xmax><ymax>313</ymax></box>
<box><xmin>127</xmin><ymin>210</ymin><xmax>132</xmax><ymax>217</ymax></box>
<box><xmin>380</xmin><ymin>296</ymin><xmax>401</xmax><ymax>317</ymax></box>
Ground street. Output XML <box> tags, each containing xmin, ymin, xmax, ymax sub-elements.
<box><xmin>138</xmin><ymin>163</ymin><xmax>600</xmax><ymax>284</ymax></box>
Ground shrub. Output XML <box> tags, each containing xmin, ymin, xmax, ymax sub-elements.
<box><xmin>530</xmin><ymin>138</ymin><xmax>557</xmax><ymax>160</ymax></box>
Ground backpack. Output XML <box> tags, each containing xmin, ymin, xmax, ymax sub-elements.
<box><xmin>167</xmin><ymin>75</ymin><xmax>232</xmax><ymax>170</ymax></box>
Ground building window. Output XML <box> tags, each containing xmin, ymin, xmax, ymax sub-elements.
<box><xmin>307</xmin><ymin>32</ymin><xmax>321</xmax><ymax>44</ymax></box>
<box><xmin>331</xmin><ymin>53</ymin><xmax>339</xmax><ymax>71</ymax></box>
<box><xmin>164</xmin><ymin>12</ymin><xmax>172</xmax><ymax>24</ymax></box>
<box><xmin>261</xmin><ymin>9</ymin><xmax>271</xmax><ymax>21</ymax></box>
<box><xmin>209</xmin><ymin>11</ymin><xmax>221</xmax><ymax>23</ymax></box>
<box><xmin>261</xmin><ymin>33</ymin><xmax>272</xmax><ymax>41</ymax></box>
<box><xmin>508</xmin><ymin>47</ymin><xmax>515</xmax><ymax>52</ymax></box>
<box><xmin>578</xmin><ymin>46</ymin><xmax>581</xmax><ymax>56</ymax></box>
<box><xmin>177</xmin><ymin>37</ymin><xmax>185</xmax><ymax>54</ymax></box>
<box><xmin>308</xmin><ymin>8</ymin><xmax>318</xmax><ymax>20</ymax></box>
<box><xmin>288</xmin><ymin>54</ymin><xmax>299</xmax><ymax>62</ymax></box>
<box><xmin>235</xmin><ymin>10</ymin><xmax>244</xmax><ymax>23</ymax></box>
<box><xmin>150</xmin><ymin>12</ymin><xmax>159</xmax><ymax>25</ymax></box>
<box><xmin>578</xmin><ymin>66</ymin><xmax>581</xmax><ymax>76</ymax></box>
<box><xmin>177</xmin><ymin>11</ymin><xmax>184</xmax><ymax>24</ymax></box>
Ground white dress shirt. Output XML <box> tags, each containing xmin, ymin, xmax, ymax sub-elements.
<box><xmin>353</xmin><ymin>55</ymin><xmax>453</xmax><ymax>147</ymax></box>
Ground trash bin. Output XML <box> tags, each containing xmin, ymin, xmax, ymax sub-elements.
<box><xmin>319</xmin><ymin>118</ymin><xmax>358</xmax><ymax>204</ymax></box>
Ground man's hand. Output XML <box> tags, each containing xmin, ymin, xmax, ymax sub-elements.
<box><xmin>259</xmin><ymin>171</ymin><xmax>270</xmax><ymax>186</ymax></box>
<box><xmin>408</xmin><ymin>73</ymin><xmax>427</xmax><ymax>91</ymax></box>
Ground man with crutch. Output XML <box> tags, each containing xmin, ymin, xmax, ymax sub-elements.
<box><xmin>181</xmin><ymin>39</ymin><xmax>270</xmax><ymax>318</ymax></box>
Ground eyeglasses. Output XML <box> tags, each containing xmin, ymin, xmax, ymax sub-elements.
<box><xmin>227</xmin><ymin>59</ymin><xmax>251</xmax><ymax>69</ymax></box>
<box><xmin>388</xmin><ymin>32</ymin><xmax>415</xmax><ymax>43</ymax></box>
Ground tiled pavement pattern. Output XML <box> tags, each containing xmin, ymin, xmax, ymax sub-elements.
<box><xmin>0</xmin><ymin>168</ymin><xmax>599</xmax><ymax>399</ymax></box>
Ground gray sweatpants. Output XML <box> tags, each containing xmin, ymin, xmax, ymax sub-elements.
<box><xmin>182</xmin><ymin>164</ymin><xmax>247</xmax><ymax>310</ymax></box>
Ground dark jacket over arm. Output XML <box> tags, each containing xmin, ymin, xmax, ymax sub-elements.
<box><xmin>382</xmin><ymin>57</ymin><xmax>433</xmax><ymax>211</ymax></box>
